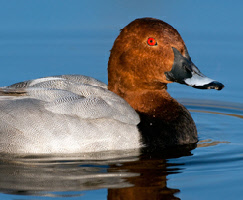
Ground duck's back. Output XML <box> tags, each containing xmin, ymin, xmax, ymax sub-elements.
<box><xmin>0</xmin><ymin>75</ymin><xmax>141</xmax><ymax>154</ymax></box>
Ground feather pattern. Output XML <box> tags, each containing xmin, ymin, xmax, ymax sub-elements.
<box><xmin>0</xmin><ymin>75</ymin><xmax>141</xmax><ymax>154</ymax></box>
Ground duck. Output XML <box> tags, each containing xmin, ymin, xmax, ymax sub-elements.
<box><xmin>0</xmin><ymin>18</ymin><xmax>224</xmax><ymax>154</ymax></box>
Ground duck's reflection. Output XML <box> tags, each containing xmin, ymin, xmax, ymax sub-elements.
<box><xmin>0</xmin><ymin>144</ymin><xmax>195</xmax><ymax>199</ymax></box>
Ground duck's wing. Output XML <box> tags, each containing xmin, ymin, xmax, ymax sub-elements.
<box><xmin>0</xmin><ymin>75</ymin><xmax>140</xmax><ymax>125</ymax></box>
<box><xmin>0</xmin><ymin>76</ymin><xmax>141</xmax><ymax>153</ymax></box>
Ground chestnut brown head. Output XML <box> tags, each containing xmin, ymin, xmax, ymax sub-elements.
<box><xmin>108</xmin><ymin>18</ymin><xmax>224</xmax><ymax>97</ymax></box>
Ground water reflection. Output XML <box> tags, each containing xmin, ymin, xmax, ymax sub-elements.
<box><xmin>108</xmin><ymin>146</ymin><xmax>195</xmax><ymax>200</ymax></box>
<box><xmin>1</xmin><ymin>99</ymin><xmax>242</xmax><ymax>199</ymax></box>
<box><xmin>197</xmin><ymin>139</ymin><xmax>230</xmax><ymax>147</ymax></box>
<box><xmin>179</xmin><ymin>98</ymin><xmax>243</xmax><ymax>119</ymax></box>
<box><xmin>0</xmin><ymin>145</ymin><xmax>195</xmax><ymax>199</ymax></box>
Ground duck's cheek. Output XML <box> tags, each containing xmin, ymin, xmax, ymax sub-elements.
<box><xmin>162</xmin><ymin>74</ymin><xmax>174</xmax><ymax>83</ymax></box>
<box><xmin>158</xmin><ymin>61</ymin><xmax>175</xmax><ymax>84</ymax></box>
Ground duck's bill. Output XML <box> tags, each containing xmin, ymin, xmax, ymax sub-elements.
<box><xmin>165</xmin><ymin>47</ymin><xmax>224</xmax><ymax>90</ymax></box>
<box><xmin>184</xmin><ymin>68</ymin><xmax>224</xmax><ymax>90</ymax></box>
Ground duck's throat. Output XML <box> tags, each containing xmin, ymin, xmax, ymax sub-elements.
<box><xmin>119</xmin><ymin>89</ymin><xmax>182</xmax><ymax>121</ymax></box>
<box><xmin>109</xmin><ymin>87</ymin><xmax>198</xmax><ymax>146</ymax></box>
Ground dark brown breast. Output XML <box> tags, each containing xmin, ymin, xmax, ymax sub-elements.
<box><xmin>138</xmin><ymin>102</ymin><xmax>198</xmax><ymax>150</ymax></box>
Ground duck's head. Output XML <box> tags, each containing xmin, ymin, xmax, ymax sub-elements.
<box><xmin>108</xmin><ymin>18</ymin><xmax>224</xmax><ymax>97</ymax></box>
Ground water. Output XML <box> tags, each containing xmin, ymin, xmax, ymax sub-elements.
<box><xmin>0</xmin><ymin>100</ymin><xmax>242</xmax><ymax>200</ymax></box>
<box><xmin>0</xmin><ymin>1</ymin><xmax>243</xmax><ymax>199</ymax></box>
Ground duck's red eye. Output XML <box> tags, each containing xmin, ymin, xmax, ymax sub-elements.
<box><xmin>147</xmin><ymin>37</ymin><xmax>157</xmax><ymax>46</ymax></box>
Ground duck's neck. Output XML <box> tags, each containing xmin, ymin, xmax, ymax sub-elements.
<box><xmin>112</xmin><ymin>87</ymin><xmax>181</xmax><ymax>120</ymax></box>
<box><xmin>109</xmin><ymin>85</ymin><xmax>198</xmax><ymax>147</ymax></box>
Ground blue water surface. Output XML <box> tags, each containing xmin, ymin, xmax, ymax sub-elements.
<box><xmin>0</xmin><ymin>1</ymin><xmax>242</xmax><ymax>200</ymax></box>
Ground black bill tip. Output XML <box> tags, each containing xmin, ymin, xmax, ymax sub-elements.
<box><xmin>192</xmin><ymin>81</ymin><xmax>224</xmax><ymax>90</ymax></box>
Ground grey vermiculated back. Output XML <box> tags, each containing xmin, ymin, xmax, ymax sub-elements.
<box><xmin>0</xmin><ymin>75</ymin><xmax>141</xmax><ymax>154</ymax></box>
<box><xmin>8</xmin><ymin>75</ymin><xmax>108</xmax><ymax>89</ymax></box>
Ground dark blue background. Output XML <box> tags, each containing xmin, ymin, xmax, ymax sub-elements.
<box><xmin>0</xmin><ymin>1</ymin><xmax>242</xmax><ymax>199</ymax></box>
<box><xmin>0</xmin><ymin>1</ymin><xmax>241</xmax><ymax>103</ymax></box>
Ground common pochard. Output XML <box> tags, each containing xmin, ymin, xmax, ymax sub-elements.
<box><xmin>0</xmin><ymin>18</ymin><xmax>223</xmax><ymax>154</ymax></box>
